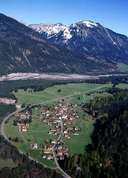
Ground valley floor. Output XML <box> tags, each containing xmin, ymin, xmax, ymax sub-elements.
<box><xmin>0</xmin><ymin>73</ymin><xmax>127</xmax><ymax>82</ymax></box>
<box><xmin>2</xmin><ymin>82</ymin><xmax>128</xmax><ymax>177</ymax></box>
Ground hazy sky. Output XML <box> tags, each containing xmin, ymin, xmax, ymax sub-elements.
<box><xmin>0</xmin><ymin>0</ymin><xmax>127</xmax><ymax>36</ymax></box>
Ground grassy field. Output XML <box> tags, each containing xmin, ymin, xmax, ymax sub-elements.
<box><xmin>65</xmin><ymin>112</ymin><xmax>94</xmax><ymax>155</ymax></box>
<box><xmin>117</xmin><ymin>83</ymin><xmax>128</xmax><ymax>89</ymax></box>
<box><xmin>14</xmin><ymin>83</ymin><xmax>111</xmax><ymax>105</ymax></box>
<box><xmin>5</xmin><ymin>82</ymin><xmax>128</xmax><ymax>167</ymax></box>
<box><xmin>117</xmin><ymin>63</ymin><xmax>128</xmax><ymax>73</ymax></box>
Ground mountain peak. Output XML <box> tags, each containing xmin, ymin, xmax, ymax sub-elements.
<box><xmin>77</xmin><ymin>20</ymin><xmax>98</xmax><ymax>28</ymax></box>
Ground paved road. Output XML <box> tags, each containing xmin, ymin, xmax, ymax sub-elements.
<box><xmin>0</xmin><ymin>109</ymin><xmax>22</xmax><ymax>139</ymax></box>
<box><xmin>52</xmin><ymin>148</ymin><xmax>71</xmax><ymax>178</ymax></box>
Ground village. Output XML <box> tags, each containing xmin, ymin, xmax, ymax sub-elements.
<box><xmin>14</xmin><ymin>101</ymin><xmax>81</xmax><ymax>161</ymax></box>
<box><xmin>40</xmin><ymin>102</ymin><xmax>81</xmax><ymax>161</ymax></box>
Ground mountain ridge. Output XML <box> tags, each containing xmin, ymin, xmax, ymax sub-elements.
<box><xmin>29</xmin><ymin>20</ymin><xmax>128</xmax><ymax>65</ymax></box>
<box><xmin>0</xmin><ymin>13</ymin><xmax>127</xmax><ymax>75</ymax></box>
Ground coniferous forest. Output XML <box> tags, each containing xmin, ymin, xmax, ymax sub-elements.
<box><xmin>62</xmin><ymin>87</ymin><xmax>128</xmax><ymax>178</ymax></box>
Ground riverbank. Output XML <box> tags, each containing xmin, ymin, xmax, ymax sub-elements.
<box><xmin>0</xmin><ymin>73</ymin><xmax>127</xmax><ymax>82</ymax></box>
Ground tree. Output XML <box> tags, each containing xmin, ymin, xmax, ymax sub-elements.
<box><xmin>57</xmin><ymin>89</ymin><xmax>62</xmax><ymax>93</ymax></box>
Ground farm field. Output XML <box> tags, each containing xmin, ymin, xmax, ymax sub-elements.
<box><xmin>5</xmin><ymin>82</ymin><xmax>128</xmax><ymax>168</ymax></box>
<box><xmin>14</xmin><ymin>83</ymin><xmax>112</xmax><ymax>105</ymax></box>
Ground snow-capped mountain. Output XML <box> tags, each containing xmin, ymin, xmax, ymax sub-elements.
<box><xmin>29</xmin><ymin>23</ymin><xmax>72</xmax><ymax>42</ymax></box>
<box><xmin>0</xmin><ymin>13</ymin><xmax>128</xmax><ymax>75</ymax></box>
<box><xmin>1</xmin><ymin>13</ymin><xmax>116</xmax><ymax>75</ymax></box>
<box><xmin>29</xmin><ymin>20</ymin><xmax>128</xmax><ymax>64</ymax></box>
<box><xmin>29</xmin><ymin>23</ymin><xmax>66</xmax><ymax>35</ymax></box>
<box><xmin>29</xmin><ymin>20</ymin><xmax>98</xmax><ymax>40</ymax></box>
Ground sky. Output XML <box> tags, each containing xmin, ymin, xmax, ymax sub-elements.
<box><xmin>0</xmin><ymin>0</ymin><xmax>128</xmax><ymax>36</ymax></box>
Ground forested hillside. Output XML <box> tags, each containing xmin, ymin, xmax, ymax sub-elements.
<box><xmin>63</xmin><ymin>87</ymin><xmax>128</xmax><ymax>178</ymax></box>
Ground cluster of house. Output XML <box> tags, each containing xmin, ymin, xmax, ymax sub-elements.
<box><xmin>42</xmin><ymin>140</ymin><xmax>69</xmax><ymax>161</ymax></box>
<box><xmin>40</xmin><ymin>102</ymin><xmax>81</xmax><ymax>160</ymax></box>
<box><xmin>15</xmin><ymin>109</ymin><xmax>32</xmax><ymax>132</ymax></box>
<box><xmin>41</xmin><ymin>102</ymin><xmax>80</xmax><ymax>139</ymax></box>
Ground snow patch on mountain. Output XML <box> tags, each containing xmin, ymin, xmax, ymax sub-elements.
<box><xmin>29</xmin><ymin>23</ymin><xmax>65</xmax><ymax>35</ymax></box>
<box><xmin>29</xmin><ymin>20</ymin><xmax>128</xmax><ymax>63</ymax></box>
<box><xmin>29</xmin><ymin>20</ymin><xmax>98</xmax><ymax>41</ymax></box>
<box><xmin>78</xmin><ymin>20</ymin><xmax>98</xmax><ymax>28</ymax></box>
<box><xmin>63</xmin><ymin>28</ymin><xmax>72</xmax><ymax>39</ymax></box>
<box><xmin>29</xmin><ymin>23</ymin><xmax>72</xmax><ymax>40</ymax></box>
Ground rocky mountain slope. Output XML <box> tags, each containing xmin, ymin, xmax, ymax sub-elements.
<box><xmin>0</xmin><ymin>13</ymin><xmax>127</xmax><ymax>75</ymax></box>
<box><xmin>29</xmin><ymin>20</ymin><xmax>128</xmax><ymax>65</ymax></box>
